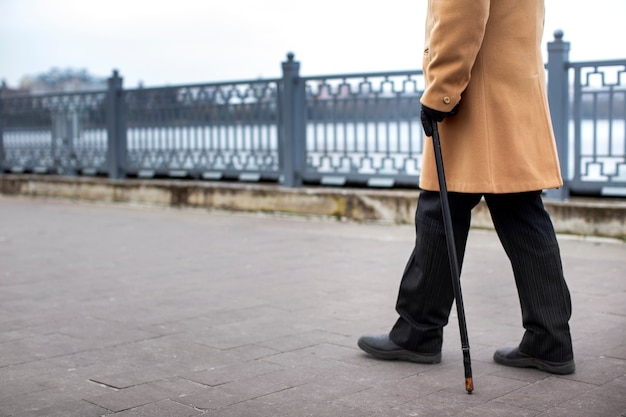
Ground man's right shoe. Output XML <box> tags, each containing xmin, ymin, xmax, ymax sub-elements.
<box><xmin>357</xmin><ymin>334</ymin><xmax>441</xmax><ymax>364</ymax></box>
<box><xmin>493</xmin><ymin>346</ymin><xmax>575</xmax><ymax>375</ymax></box>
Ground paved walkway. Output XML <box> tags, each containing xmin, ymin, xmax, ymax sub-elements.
<box><xmin>0</xmin><ymin>196</ymin><xmax>624</xmax><ymax>417</ymax></box>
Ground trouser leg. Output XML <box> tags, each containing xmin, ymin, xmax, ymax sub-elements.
<box><xmin>389</xmin><ymin>191</ymin><xmax>481</xmax><ymax>353</ymax></box>
<box><xmin>484</xmin><ymin>191</ymin><xmax>573</xmax><ymax>362</ymax></box>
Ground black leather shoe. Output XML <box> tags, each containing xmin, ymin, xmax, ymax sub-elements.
<box><xmin>493</xmin><ymin>346</ymin><xmax>575</xmax><ymax>375</ymax></box>
<box><xmin>357</xmin><ymin>334</ymin><xmax>441</xmax><ymax>364</ymax></box>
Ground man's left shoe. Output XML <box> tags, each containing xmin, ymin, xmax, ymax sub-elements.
<box><xmin>493</xmin><ymin>346</ymin><xmax>575</xmax><ymax>375</ymax></box>
<box><xmin>357</xmin><ymin>334</ymin><xmax>441</xmax><ymax>364</ymax></box>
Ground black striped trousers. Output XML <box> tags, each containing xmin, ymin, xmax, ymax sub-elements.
<box><xmin>389</xmin><ymin>190</ymin><xmax>573</xmax><ymax>362</ymax></box>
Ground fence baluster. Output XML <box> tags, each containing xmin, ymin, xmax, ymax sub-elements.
<box><xmin>546</xmin><ymin>30</ymin><xmax>571</xmax><ymax>200</ymax></box>
<box><xmin>106</xmin><ymin>70</ymin><xmax>127</xmax><ymax>179</ymax></box>
<box><xmin>280</xmin><ymin>53</ymin><xmax>306</xmax><ymax>187</ymax></box>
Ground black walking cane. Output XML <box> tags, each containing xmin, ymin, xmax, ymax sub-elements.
<box><xmin>430</xmin><ymin>119</ymin><xmax>474</xmax><ymax>394</ymax></box>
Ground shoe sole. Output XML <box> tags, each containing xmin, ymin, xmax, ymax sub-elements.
<box><xmin>357</xmin><ymin>339</ymin><xmax>441</xmax><ymax>364</ymax></box>
<box><xmin>493</xmin><ymin>352</ymin><xmax>575</xmax><ymax>375</ymax></box>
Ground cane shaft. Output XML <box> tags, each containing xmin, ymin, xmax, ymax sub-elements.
<box><xmin>431</xmin><ymin>120</ymin><xmax>473</xmax><ymax>393</ymax></box>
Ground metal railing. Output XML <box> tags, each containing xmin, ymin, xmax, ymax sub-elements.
<box><xmin>569</xmin><ymin>60</ymin><xmax>626</xmax><ymax>197</ymax></box>
<box><xmin>545</xmin><ymin>31</ymin><xmax>626</xmax><ymax>198</ymax></box>
<box><xmin>0</xmin><ymin>90</ymin><xmax>108</xmax><ymax>175</ymax></box>
<box><xmin>122</xmin><ymin>77</ymin><xmax>281</xmax><ymax>181</ymax></box>
<box><xmin>1</xmin><ymin>32</ymin><xmax>625</xmax><ymax>199</ymax></box>
<box><xmin>302</xmin><ymin>70</ymin><xmax>425</xmax><ymax>188</ymax></box>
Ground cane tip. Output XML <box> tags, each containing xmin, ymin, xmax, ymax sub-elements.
<box><xmin>465</xmin><ymin>377</ymin><xmax>474</xmax><ymax>393</ymax></box>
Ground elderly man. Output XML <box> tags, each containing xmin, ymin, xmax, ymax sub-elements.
<box><xmin>358</xmin><ymin>0</ymin><xmax>575</xmax><ymax>375</ymax></box>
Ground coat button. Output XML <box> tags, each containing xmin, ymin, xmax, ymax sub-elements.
<box><xmin>443</xmin><ymin>96</ymin><xmax>451</xmax><ymax>104</ymax></box>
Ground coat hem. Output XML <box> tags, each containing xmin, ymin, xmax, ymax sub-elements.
<box><xmin>418</xmin><ymin>179</ymin><xmax>564</xmax><ymax>194</ymax></box>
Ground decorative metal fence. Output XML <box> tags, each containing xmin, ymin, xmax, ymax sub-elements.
<box><xmin>123</xmin><ymin>79</ymin><xmax>281</xmax><ymax>181</ymax></box>
<box><xmin>0</xmin><ymin>90</ymin><xmax>107</xmax><ymax>175</ymax></box>
<box><xmin>568</xmin><ymin>61</ymin><xmax>626</xmax><ymax>196</ymax></box>
<box><xmin>300</xmin><ymin>70</ymin><xmax>425</xmax><ymax>188</ymax></box>
<box><xmin>1</xmin><ymin>32</ymin><xmax>625</xmax><ymax>199</ymax></box>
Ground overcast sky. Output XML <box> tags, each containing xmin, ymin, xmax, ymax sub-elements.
<box><xmin>1</xmin><ymin>0</ymin><xmax>625</xmax><ymax>88</ymax></box>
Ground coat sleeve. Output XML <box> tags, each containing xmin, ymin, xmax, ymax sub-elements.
<box><xmin>420</xmin><ymin>0</ymin><xmax>490</xmax><ymax>112</ymax></box>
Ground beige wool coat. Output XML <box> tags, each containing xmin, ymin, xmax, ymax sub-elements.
<box><xmin>419</xmin><ymin>0</ymin><xmax>563</xmax><ymax>193</ymax></box>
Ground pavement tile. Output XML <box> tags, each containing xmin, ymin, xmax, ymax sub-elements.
<box><xmin>272</xmin><ymin>401</ymin><xmax>374</xmax><ymax>417</ymax></box>
<box><xmin>388</xmin><ymin>395</ymin><xmax>540</xmax><ymax>417</ymax></box>
<box><xmin>256</xmin><ymin>329</ymin><xmax>354</xmax><ymax>352</ymax></box>
<box><xmin>218</xmin><ymin>343</ymin><xmax>282</xmax><ymax>362</ymax></box>
<box><xmin>261</xmin><ymin>344</ymin><xmax>365</xmax><ymax>371</ymax></box>
<box><xmin>0</xmin><ymin>376</ymin><xmax>48</xmax><ymax>401</ymax></box>
<box><xmin>89</xmin><ymin>365</ymin><xmax>177</xmax><ymax>389</ymax></box>
<box><xmin>384</xmin><ymin>400</ymin><xmax>464</xmax><ymax>417</ymax></box>
<box><xmin>150</xmin><ymin>305</ymin><xmax>291</xmax><ymax>334</ymax></box>
<box><xmin>7</xmin><ymin>400</ymin><xmax>109</xmax><ymax>417</ymax></box>
<box><xmin>213</xmin><ymin>397</ymin><xmax>371</xmax><ymax>417</ymax></box>
<box><xmin>83</xmin><ymin>385</ymin><xmax>164</xmax><ymax>413</ymax></box>
<box><xmin>251</xmin><ymin>378</ymin><xmax>371</xmax><ymax>409</ymax></box>
<box><xmin>494</xmin><ymin>376</ymin><xmax>597</xmax><ymax>411</ymax></box>
<box><xmin>0</xmin><ymin>324</ymin><xmax>53</xmax><ymax>344</ymax></box>
<box><xmin>535</xmin><ymin>391</ymin><xmax>626</xmax><ymax>417</ymax></box>
<box><xmin>31</xmin><ymin>369</ymin><xmax>114</xmax><ymax>397</ymax></box>
<box><xmin>190</xmin><ymin>397</ymin><xmax>283</xmax><ymax>417</ymax></box>
<box><xmin>572</xmin><ymin>318</ymin><xmax>626</xmax><ymax>359</ymax></box>
<box><xmin>183</xmin><ymin>360</ymin><xmax>285</xmax><ymax>386</ymax></box>
<box><xmin>605</xmin><ymin>343</ymin><xmax>626</xmax><ymax>361</ymax></box>
<box><xmin>474</xmin><ymin>360</ymin><xmax>552</xmax><ymax>384</ymax></box>
<box><xmin>186</xmin><ymin>313</ymin><xmax>316</xmax><ymax>350</ymax></box>
<box><xmin>92</xmin><ymin>334</ymin><xmax>225</xmax><ymax>372</ymax></box>
<box><xmin>591</xmin><ymin>375</ymin><xmax>626</xmax><ymax>402</ymax></box>
<box><xmin>332</xmin><ymin>377</ymin><xmax>443</xmax><ymax>413</ymax></box>
<box><xmin>1</xmin><ymin>366</ymin><xmax>112</xmax><ymax>409</ymax></box>
<box><xmin>102</xmin><ymin>399</ymin><xmax>202</xmax><ymax>417</ymax></box>
<box><xmin>451</xmin><ymin>401</ymin><xmax>541</xmax><ymax>417</ymax></box>
<box><xmin>0</xmin><ymin>358</ymin><xmax>73</xmax><ymax>384</ymax></box>
<box><xmin>0</xmin><ymin>386</ymin><xmax>106</xmax><ymax>417</ymax></box>
<box><xmin>560</xmin><ymin>355</ymin><xmax>626</xmax><ymax>385</ymax></box>
<box><xmin>176</xmin><ymin>372</ymin><xmax>297</xmax><ymax>410</ymax></box>
<box><xmin>84</xmin><ymin>378</ymin><xmax>207</xmax><ymax>413</ymax></box>
<box><xmin>345</xmin><ymin>358</ymin><xmax>438</xmax><ymax>384</ymax></box>
<box><xmin>0</xmin><ymin>333</ymin><xmax>93</xmax><ymax>367</ymax></box>
<box><xmin>53</xmin><ymin>316</ymin><xmax>160</xmax><ymax>346</ymax></box>
<box><xmin>42</xmin><ymin>354</ymin><xmax>158</xmax><ymax>381</ymax></box>
<box><xmin>289</xmin><ymin>342</ymin><xmax>370</xmax><ymax>366</ymax></box>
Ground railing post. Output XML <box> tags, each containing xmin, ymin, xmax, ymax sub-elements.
<box><xmin>545</xmin><ymin>30</ymin><xmax>571</xmax><ymax>200</ymax></box>
<box><xmin>106</xmin><ymin>69</ymin><xmax>127</xmax><ymax>179</ymax></box>
<box><xmin>280</xmin><ymin>52</ymin><xmax>305</xmax><ymax>187</ymax></box>
<box><xmin>0</xmin><ymin>83</ymin><xmax>5</xmax><ymax>176</ymax></box>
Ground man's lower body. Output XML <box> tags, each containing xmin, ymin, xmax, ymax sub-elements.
<box><xmin>358</xmin><ymin>190</ymin><xmax>575</xmax><ymax>374</ymax></box>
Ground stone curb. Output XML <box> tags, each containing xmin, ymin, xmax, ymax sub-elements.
<box><xmin>1</xmin><ymin>174</ymin><xmax>625</xmax><ymax>239</ymax></box>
